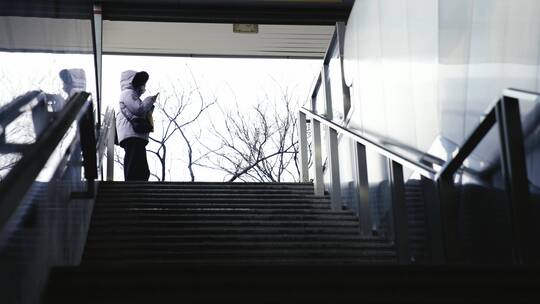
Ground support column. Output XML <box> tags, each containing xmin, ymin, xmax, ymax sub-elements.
<box><xmin>92</xmin><ymin>3</ymin><xmax>103</xmax><ymax>127</ymax></box>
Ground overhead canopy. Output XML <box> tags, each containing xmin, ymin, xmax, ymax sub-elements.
<box><xmin>0</xmin><ymin>17</ymin><xmax>334</xmax><ymax>58</ymax></box>
<box><xmin>103</xmin><ymin>21</ymin><xmax>334</xmax><ymax>58</ymax></box>
<box><xmin>0</xmin><ymin>0</ymin><xmax>347</xmax><ymax>58</ymax></box>
<box><xmin>1</xmin><ymin>0</ymin><xmax>353</xmax><ymax>25</ymax></box>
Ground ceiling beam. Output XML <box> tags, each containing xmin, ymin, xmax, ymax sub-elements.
<box><xmin>1</xmin><ymin>1</ymin><xmax>351</xmax><ymax>25</ymax></box>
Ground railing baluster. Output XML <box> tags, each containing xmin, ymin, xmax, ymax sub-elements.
<box><xmin>336</xmin><ymin>21</ymin><xmax>351</xmax><ymax>118</ymax></box>
<box><xmin>389</xmin><ymin>160</ymin><xmax>409</xmax><ymax>264</ymax></box>
<box><xmin>298</xmin><ymin>112</ymin><xmax>310</xmax><ymax>183</ymax></box>
<box><xmin>437</xmin><ymin>175</ymin><xmax>462</xmax><ymax>262</ymax></box>
<box><xmin>311</xmin><ymin>119</ymin><xmax>324</xmax><ymax>196</ymax></box>
<box><xmin>107</xmin><ymin>114</ymin><xmax>115</xmax><ymax>181</ymax></box>
<box><xmin>356</xmin><ymin>142</ymin><xmax>372</xmax><ymax>236</ymax></box>
<box><xmin>328</xmin><ymin>128</ymin><xmax>342</xmax><ymax>211</ymax></box>
<box><xmin>496</xmin><ymin>96</ymin><xmax>531</xmax><ymax>264</ymax></box>
<box><xmin>79</xmin><ymin>101</ymin><xmax>98</xmax><ymax>197</ymax></box>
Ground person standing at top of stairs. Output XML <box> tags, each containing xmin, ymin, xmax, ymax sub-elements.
<box><xmin>116</xmin><ymin>70</ymin><xmax>159</xmax><ymax>181</ymax></box>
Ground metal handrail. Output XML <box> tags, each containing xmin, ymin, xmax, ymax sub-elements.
<box><xmin>300</xmin><ymin>88</ymin><xmax>533</xmax><ymax>264</ymax></box>
<box><xmin>0</xmin><ymin>91</ymin><xmax>42</xmax><ymax>132</ymax></box>
<box><xmin>0</xmin><ymin>92</ymin><xmax>95</xmax><ymax>231</ymax></box>
<box><xmin>300</xmin><ymin>108</ymin><xmax>437</xmax><ymax>179</ymax></box>
<box><xmin>437</xmin><ymin>87</ymin><xmax>538</xmax><ymax>181</ymax></box>
<box><xmin>303</xmin><ymin>87</ymin><xmax>538</xmax><ymax>183</ymax></box>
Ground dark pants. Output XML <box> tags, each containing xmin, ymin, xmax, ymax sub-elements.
<box><xmin>120</xmin><ymin>137</ymin><xmax>150</xmax><ymax>181</ymax></box>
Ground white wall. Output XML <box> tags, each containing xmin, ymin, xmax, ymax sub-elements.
<box><xmin>343</xmin><ymin>0</ymin><xmax>540</xmax><ymax>182</ymax></box>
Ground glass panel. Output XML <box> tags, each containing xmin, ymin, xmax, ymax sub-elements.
<box><xmin>0</xmin><ymin>12</ymin><xmax>95</xmax><ymax>303</ymax></box>
<box><xmin>344</xmin><ymin>0</ymin><xmax>540</xmax><ymax>173</ymax></box>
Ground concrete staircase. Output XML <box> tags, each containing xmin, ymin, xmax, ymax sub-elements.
<box><xmin>82</xmin><ymin>181</ymin><xmax>395</xmax><ymax>265</ymax></box>
<box><xmin>42</xmin><ymin>181</ymin><xmax>540</xmax><ymax>303</ymax></box>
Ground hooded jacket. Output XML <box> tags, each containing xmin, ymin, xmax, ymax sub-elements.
<box><xmin>60</xmin><ymin>68</ymin><xmax>86</xmax><ymax>96</ymax></box>
<box><xmin>48</xmin><ymin>69</ymin><xmax>87</xmax><ymax>112</ymax></box>
<box><xmin>116</xmin><ymin>70</ymin><xmax>155</xmax><ymax>144</ymax></box>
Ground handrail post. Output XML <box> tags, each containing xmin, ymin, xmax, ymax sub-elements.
<box><xmin>356</xmin><ymin>143</ymin><xmax>372</xmax><ymax>236</ymax></box>
<box><xmin>496</xmin><ymin>96</ymin><xmax>531</xmax><ymax>264</ymax></box>
<box><xmin>336</xmin><ymin>21</ymin><xmax>351</xmax><ymax>118</ymax></box>
<box><xmin>328</xmin><ymin>129</ymin><xmax>342</xmax><ymax>211</ymax></box>
<box><xmin>106</xmin><ymin>113</ymin><xmax>115</xmax><ymax>181</ymax></box>
<box><xmin>92</xmin><ymin>3</ymin><xmax>103</xmax><ymax>127</ymax></box>
<box><xmin>311</xmin><ymin>119</ymin><xmax>324</xmax><ymax>196</ymax></box>
<box><xmin>79</xmin><ymin>100</ymin><xmax>98</xmax><ymax>197</ymax></box>
<box><xmin>421</xmin><ymin>177</ymin><xmax>446</xmax><ymax>264</ymax></box>
<box><xmin>389</xmin><ymin>160</ymin><xmax>410</xmax><ymax>264</ymax></box>
<box><xmin>437</xmin><ymin>175</ymin><xmax>462</xmax><ymax>263</ymax></box>
<box><xmin>321</xmin><ymin>39</ymin><xmax>342</xmax><ymax>210</ymax></box>
<box><xmin>298</xmin><ymin>111</ymin><xmax>309</xmax><ymax>182</ymax></box>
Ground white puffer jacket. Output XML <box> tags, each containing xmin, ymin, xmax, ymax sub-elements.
<box><xmin>115</xmin><ymin>70</ymin><xmax>155</xmax><ymax>144</ymax></box>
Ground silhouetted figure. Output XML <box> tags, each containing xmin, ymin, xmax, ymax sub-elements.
<box><xmin>116</xmin><ymin>70</ymin><xmax>157</xmax><ymax>181</ymax></box>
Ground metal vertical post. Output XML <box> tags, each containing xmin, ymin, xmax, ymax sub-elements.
<box><xmin>336</xmin><ymin>21</ymin><xmax>351</xmax><ymax>118</ymax></box>
<box><xmin>298</xmin><ymin>112</ymin><xmax>310</xmax><ymax>182</ymax></box>
<box><xmin>421</xmin><ymin>177</ymin><xmax>446</xmax><ymax>264</ymax></box>
<box><xmin>389</xmin><ymin>160</ymin><xmax>409</xmax><ymax>264</ymax></box>
<box><xmin>322</xmin><ymin>52</ymin><xmax>342</xmax><ymax>210</ymax></box>
<box><xmin>437</xmin><ymin>175</ymin><xmax>462</xmax><ymax>263</ymax></box>
<box><xmin>328</xmin><ymin>128</ymin><xmax>341</xmax><ymax>211</ymax></box>
<box><xmin>311</xmin><ymin>119</ymin><xmax>324</xmax><ymax>196</ymax></box>
<box><xmin>356</xmin><ymin>143</ymin><xmax>372</xmax><ymax>236</ymax></box>
<box><xmin>496</xmin><ymin>96</ymin><xmax>531</xmax><ymax>264</ymax></box>
<box><xmin>322</xmin><ymin>65</ymin><xmax>333</xmax><ymax>119</ymax></box>
<box><xmin>106</xmin><ymin>114</ymin><xmax>115</xmax><ymax>181</ymax></box>
<box><xmin>92</xmin><ymin>4</ymin><xmax>103</xmax><ymax>127</ymax></box>
<box><xmin>79</xmin><ymin>101</ymin><xmax>97</xmax><ymax>198</ymax></box>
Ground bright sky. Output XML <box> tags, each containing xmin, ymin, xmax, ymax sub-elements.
<box><xmin>0</xmin><ymin>52</ymin><xmax>321</xmax><ymax>181</ymax></box>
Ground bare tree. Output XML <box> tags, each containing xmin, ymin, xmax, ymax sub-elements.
<box><xmin>154</xmin><ymin>70</ymin><xmax>216</xmax><ymax>181</ymax></box>
<box><xmin>201</xmin><ymin>85</ymin><xmax>310</xmax><ymax>182</ymax></box>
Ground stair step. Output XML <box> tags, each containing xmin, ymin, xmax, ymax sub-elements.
<box><xmin>84</xmin><ymin>241</ymin><xmax>394</xmax><ymax>251</ymax></box>
<box><xmin>91</xmin><ymin>203</ymin><xmax>331</xmax><ymax>210</ymax></box>
<box><xmin>87</xmin><ymin>227</ymin><xmax>363</xmax><ymax>237</ymax></box>
<box><xmin>99</xmin><ymin>182</ymin><xmax>315</xmax><ymax>190</ymax></box>
<box><xmin>82</xmin><ymin>248</ymin><xmax>397</xmax><ymax>259</ymax></box>
<box><xmin>85</xmin><ymin>234</ymin><xmax>386</xmax><ymax>243</ymax></box>
<box><xmin>96</xmin><ymin>197</ymin><xmax>329</xmax><ymax>204</ymax></box>
<box><xmin>96</xmin><ymin>195</ymin><xmax>327</xmax><ymax>202</ymax></box>
<box><xmin>91</xmin><ymin>208</ymin><xmax>350</xmax><ymax>215</ymax></box>
<box><xmin>89</xmin><ymin>220</ymin><xmax>360</xmax><ymax>228</ymax></box>
<box><xmin>99</xmin><ymin>189</ymin><xmax>317</xmax><ymax>195</ymax></box>
<box><xmin>43</xmin><ymin>265</ymin><xmax>540</xmax><ymax>303</ymax></box>
<box><xmin>89</xmin><ymin>213</ymin><xmax>357</xmax><ymax>221</ymax></box>
<box><xmin>80</xmin><ymin>257</ymin><xmax>396</xmax><ymax>265</ymax></box>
